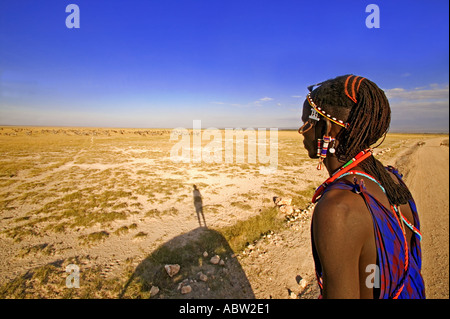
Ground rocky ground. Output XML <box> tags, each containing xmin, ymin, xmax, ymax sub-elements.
<box><xmin>0</xmin><ymin>129</ymin><xmax>447</xmax><ymax>299</ymax></box>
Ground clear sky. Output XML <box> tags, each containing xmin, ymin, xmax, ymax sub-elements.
<box><xmin>0</xmin><ymin>0</ymin><xmax>448</xmax><ymax>132</ymax></box>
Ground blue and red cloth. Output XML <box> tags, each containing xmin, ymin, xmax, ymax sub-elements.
<box><xmin>311</xmin><ymin>166</ymin><xmax>425</xmax><ymax>299</ymax></box>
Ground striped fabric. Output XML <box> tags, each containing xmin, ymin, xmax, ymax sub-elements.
<box><xmin>311</xmin><ymin>167</ymin><xmax>425</xmax><ymax>299</ymax></box>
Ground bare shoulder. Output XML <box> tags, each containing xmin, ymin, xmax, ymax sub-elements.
<box><xmin>312</xmin><ymin>187</ymin><xmax>375</xmax><ymax>298</ymax></box>
<box><xmin>312</xmin><ymin>188</ymin><xmax>373</xmax><ymax>242</ymax></box>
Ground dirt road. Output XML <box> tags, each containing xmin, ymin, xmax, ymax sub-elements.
<box><xmin>241</xmin><ymin>136</ymin><xmax>449</xmax><ymax>299</ymax></box>
<box><xmin>403</xmin><ymin>137</ymin><xmax>449</xmax><ymax>299</ymax></box>
<box><xmin>0</xmin><ymin>131</ymin><xmax>447</xmax><ymax>299</ymax></box>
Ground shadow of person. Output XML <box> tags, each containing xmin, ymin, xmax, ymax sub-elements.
<box><xmin>193</xmin><ymin>185</ymin><xmax>206</xmax><ymax>228</ymax></box>
<box><xmin>119</xmin><ymin>227</ymin><xmax>255</xmax><ymax>299</ymax></box>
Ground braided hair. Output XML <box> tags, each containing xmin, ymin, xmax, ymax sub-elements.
<box><xmin>310</xmin><ymin>74</ymin><xmax>412</xmax><ymax>205</ymax></box>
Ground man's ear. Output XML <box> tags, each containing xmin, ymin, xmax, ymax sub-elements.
<box><xmin>325</xmin><ymin>119</ymin><xmax>332</xmax><ymax>136</ymax></box>
<box><xmin>328</xmin><ymin>120</ymin><xmax>344</xmax><ymax>139</ymax></box>
<box><xmin>328</xmin><ymin>122</ymin><xmax>347</xmax><ymax>162</ymax></box>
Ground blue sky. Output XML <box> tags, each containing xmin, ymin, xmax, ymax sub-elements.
<box><xmin>0</xmin><ymin>0</ymin><xmax>448</xmax><ymax>132</ymax></box>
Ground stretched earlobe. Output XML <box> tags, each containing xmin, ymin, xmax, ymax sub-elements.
<box><xmin>329</xmin><ymin>140</ymin><xmax>336</xmax><ymax>154</ymax></box>
<box><xmin>316</xmin><ymin>135</ymin><xmax>336</xmax><ymax>170</ymax></box>
<box><xmin>316</xmin><ymin>120</ymin><xmax>337</xmax><ymax>170</ymax></box>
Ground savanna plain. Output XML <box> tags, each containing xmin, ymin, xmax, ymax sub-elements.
<box><xmin>0</xmin><ymin>126</ymin><xmax>448</xmax><ymax>298</ymax></box>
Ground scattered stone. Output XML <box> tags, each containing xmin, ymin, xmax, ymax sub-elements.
<box><xmin>198</xmin><ymin>272</ymin><xmax>208</xmax><ymax>282</ymax></box>
<box><xmin>299</xmin><ymin>279</ymin><xmax>308</xmax><ymax>290</ymax></box>
<box><xmin>210</xmin><ymin>255</ymin><xmax>220</xmax><ymax>265</ymax></box>
<box><xmin>275</xmin><ymin>197</ymin><xmax>292</xmax><ymax>206</ymax></box>
<box><xmin>164</xmin><ymin>264</ymin><xmax>180</xmax><ymax>277</ymax></box>
<box><xmin>178</xmin><ymin>278</ymin><xmax>190</xmax><ymax>291</ymax></box>
<box><xmin>203</xmin><ymin>251</ymin><xmax>208</xmax><ymax>258</ymax></box>
<box><xmin>150</xmin><ymin>286</ymin><xmax>159</xmax><ymax>297</ymax></box>
<box><xmin>219</xmin><ymin>259</ymin><xmax>225</xmax><ymax>266</ymax></box>
<box><xmin>181</xmin><ymin>285</ymin><xmax>192</xmax><ymax>294</ymax></box>
<box><xmin>280</xmin><ymin>205</ymin><xmax>294</xmax><ymax>215</ymax></box>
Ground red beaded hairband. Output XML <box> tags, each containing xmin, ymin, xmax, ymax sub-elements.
<box><xmin>344</xmin><ymin>75</ymin><xmax>365</xmax><ymax>103</ymax></box>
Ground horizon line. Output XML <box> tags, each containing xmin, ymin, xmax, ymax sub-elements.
<box><xmin>0</xmin><ymin>124</ymin><xmax>448</xmax><ymax>135</ymax></box>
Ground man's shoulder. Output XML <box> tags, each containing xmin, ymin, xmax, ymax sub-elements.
<box><xmin>313</xmin><ymin>188</ymin><xmax>372</xmax><ymax>234</ymax></box>
<box><xmin>315</xmin><ymin>187</ymin><xmax>368</xmax><ymax>214</ymax></box>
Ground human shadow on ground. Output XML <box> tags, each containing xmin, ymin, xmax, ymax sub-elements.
<box><xmin>119</xmin><ymin>227</ymin><xmax>255</xmax><ymax>299</ymax></box>
<box><xmin>193</xmin><ymin>185</ymin><xmax>207</xmax><ymax>228</ymax></box>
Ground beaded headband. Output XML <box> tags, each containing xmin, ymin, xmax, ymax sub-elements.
<box><xmin>306</xmin><ymin>74</ymin><xmax>366</xmax><ymax>129</ymax></box>
<box><xmin>306</xmin><ymin>93</ymin><xmax>349</xmax><ymax>128</ymax></box>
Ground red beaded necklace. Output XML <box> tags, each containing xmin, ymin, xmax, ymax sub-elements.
<box><xmin>312</xmin><ymin>148</ymin><xmax>373</xmax><ymax>203</ymax></box>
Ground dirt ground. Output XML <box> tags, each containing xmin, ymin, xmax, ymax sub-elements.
<box><xmin>238</xmin><ymin>136</ymin><xmax>449</xmax><ymax>299</ymax></box>
<box><xmin>0</xmin><ymin>129</ymin><xmax>447</xmax><ymax>299</ymax></box>
<box><xmin>0</xmin><ymin>128</ymin><xmax>327</xmax><ymax>298</ymax></box>
<box><xmin>402</xmin><ymin>137</ymin><xmax>449</xmax><ymax>299</ymax></box>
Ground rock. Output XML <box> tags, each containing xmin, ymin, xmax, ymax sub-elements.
<box><xmin>198</xmin><ymin>272</ymin><xmax>208</xmax><ymax>282</ymax></box>
<box><xmin>299</xmin><ymin>279</ymin><xmax>308</xmax><ymax>290</ymax></box>
<box><xmin>164</xmin><ymin>264</ymin><xmax>180</xmax><ymax>277</ymax></box>
<box><xmin>280</xmin><ymin>205</ymin><xmax>294</xmax><ymax>215</ymax></box>
<box><xmin>210</xmin><ymin>255</ymin><xmax>220</xmax><ymax>265</ymax></box>
<box><xmin>203</xmin><ymin>251</ymin><xmax>208</xmax><ymax>258</ymax></box>
<box><xmin>150</xmin><ymin>286</ymin><xmax>159</xmax><ymax>297</ymax></box>
<box><xmin>276</xmin><ymin>197</ymin><xmax>292</xmax><ymax>206</ymax></box>
<box><xmin>181</xmin><ymin>285</ymin><xmax>192</xmax><ymax>294</ymax></box>
<box><xmin>219</xmin><ymin>259</ymin><xmax>225</xmax><ymax>266</ymax></box>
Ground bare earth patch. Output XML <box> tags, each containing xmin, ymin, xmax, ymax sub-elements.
<box><xmin>0</xmin><ymin>127</ymin><xmax>447</xmax><ymax>298</ymax></box>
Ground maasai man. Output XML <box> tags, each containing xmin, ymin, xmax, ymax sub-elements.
<box><xmin>299</xmin><ymin>75</ymin><xmax>425</xmax><ymax>299</ymax></box>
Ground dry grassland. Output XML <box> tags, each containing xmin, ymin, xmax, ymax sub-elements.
<box><xmin>0</xmin><ymin>126</ymin><xmax>438</xmax><ymax>298</ymax></box>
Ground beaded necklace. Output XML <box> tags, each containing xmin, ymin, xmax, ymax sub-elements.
<box><xmin>312</xmin><ymin>148</ymin><xmax>373</xmax><ymax>203</ymax></box>
<box><xmin>311</xmin><ymin>148</ymin><xmax>413</xmax><ymax>298</ymax></box>
<box><xmin>311</xmin><ymin>148</ymin><xmax>421</xmax><ymax>239</ymax></box>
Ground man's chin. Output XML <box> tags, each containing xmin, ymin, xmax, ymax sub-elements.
<box><xmin>304</xmin><ymin>145</ymin><xmax>318</xmax><ymax>159</ymax></box>
<box><xmin>302</xmin><ymin>145</ymin><xmax>318</xmax><ymax>159</ymax></box>
<box><xmin>303</xmin><ymin>143</ymin><xmax>317</xmax><ymax>159</ymax></box>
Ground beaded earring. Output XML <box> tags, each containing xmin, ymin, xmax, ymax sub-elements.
<box><xmin>316</xmin><ymin>139</ymin><xmax>323</xmax><ymax>157</ymax></box>
<box><xmin>316</xmin><ymin>136</ymin><xmax>335</xmax><ymax>170</ymax></box>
